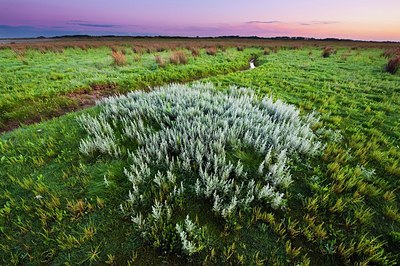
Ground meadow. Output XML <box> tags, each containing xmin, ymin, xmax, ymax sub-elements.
<box><xmin>0</xmin><ymin>38</ymin><xmax>399</xmax><ymax>265</ymax></box>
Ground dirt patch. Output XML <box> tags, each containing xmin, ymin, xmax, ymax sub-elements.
<box><xmin>1</xmin><ymin>120</ymin><xmax>23</xmax><ymax>133</ymax></box>
<box><xmin>67</xmin><ymin>83</ymin><xmax>119</xmax><ymax>109</ymax></box>
<box><xmin>1</xmin><ymin>115</ymin><xmax>60</xmax><ymax>133</ymax></box>
<box><xmin>0</xmin><ymin>84</ymin><xmax>119</xmax><ymax>134</ymax></box>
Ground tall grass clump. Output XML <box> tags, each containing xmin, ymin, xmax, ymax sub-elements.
<box><xmin>381</xmin><ymin>48</ymin><xmax>400</xmax><ymax>58</ymax></box>
<box><xmin>272</xmin><ymin>46</ymin><xmax>280</xmax><ymax>53</ymax></box>
<box><xmin>146</xmin><ymin>47</ymin><xmax>156</xmax><ymax>53</ymax></box>
<box><xmin>155</xmin><ymin>55</ymin><xmax>166</xmax><ymax>68</ymax></box>
<box><xmin>385</xmin><ymin>56</ymin><xmax>400</xmax><ymax>74</ymax></box>
<box><xmin>170</xmin><ymin>51</ymin><xmax>188</xmax><ymax>65</ymax></box>
<box><xmin>78</xmin><ymin>83</ymin><xmax>323</xmax><ymax>256</ymax></box>
<box><xmin>322</xmin><ymin>47</ymin><xmax>335</xmax><ymax>58</ymax></box>
<box><xmin>190</xmin><ymin>48</ymin><xmax>200</xmax><ymax>57</ymax></box>
<box><xmin>132</xmin><ymin>46</ymin><xmax>144</xmax><ymax>54</ymax></box>
<box><xmin>111</xmin><ymin>50</ymin><xmax>127</xmax><ymax>66</ymax></box>
<box><xmin>133</xmin><ymin>54</ymin><xmax>141</xmax><ymax>62</ymax></box>
<box><xmin>12</xmin><ymin>47</ymin><xmax>26</xmax><ymax>58</ymax></box>
<box><xmin>206</xmin><ymin>47</ymin><xmax>217</xmax><ymax>56</ymax></box>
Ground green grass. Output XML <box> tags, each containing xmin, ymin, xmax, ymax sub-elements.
<box><xmin>1</xmin><ymin>45</ymin><xmax>400</xmax><ymax>265</ymax></box>
<box><xmin>0</xmin><ymin>46</ymin><xmax>257</xmax><ymax>131</ymax></box>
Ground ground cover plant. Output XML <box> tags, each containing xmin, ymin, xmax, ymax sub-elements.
<box><xmin>0</xmin><ymin>40</ymin><xmax>400</xmax><ymax>265</ymax></box>
<box><xmin>77</xmin><ymin>82</ymin><xmax>322</xmax><ymax>255</ymax></box>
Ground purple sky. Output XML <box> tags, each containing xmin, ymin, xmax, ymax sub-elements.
<box><xmin>1</xmin><ymin>0</ymin><xmax>399</xmax><ymax>41</ymax></box>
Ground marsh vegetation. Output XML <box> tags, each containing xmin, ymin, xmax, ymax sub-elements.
<box><xmin>0</xmin><ymin>38</ymin><xmax>399</xmax><ymax>265</ymax></box>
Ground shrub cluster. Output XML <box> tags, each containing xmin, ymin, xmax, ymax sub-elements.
<box><xmin>78</xmin><ymin>83</ymin><xmax>323</xmax><ymax>255</ymax></box>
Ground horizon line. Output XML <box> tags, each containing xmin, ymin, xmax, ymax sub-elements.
<box><xmin>1</xmin><ymin>34</ymin><xmax>399</xmax><ymax>44</ymax></box>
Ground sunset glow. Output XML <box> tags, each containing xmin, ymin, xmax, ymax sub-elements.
<box><xmin>1</xmin><ymin>0</ymin><xmax>399</xmax><ymax>41</ymax></box>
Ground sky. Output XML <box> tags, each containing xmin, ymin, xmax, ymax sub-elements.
<box><xmin>0</xmin><ymin>0</ymin><xmax>399</xmax><ymax>41</ymax></box>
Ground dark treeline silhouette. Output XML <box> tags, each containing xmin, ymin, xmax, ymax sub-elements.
<box><xmin>16</xmin><ymin>35</ymin><xmax>396</xmax><ymax>44</ymax></box>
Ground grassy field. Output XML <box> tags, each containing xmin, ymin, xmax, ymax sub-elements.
<box><xmin>0</xmin><ymin>43</ymin><xmax>262</xmax><ymax>132</ymax></box>
<box><xmin>1</xmin><ymin>39</ymin><xmax>400</xmax><ymax>265</ymax></box>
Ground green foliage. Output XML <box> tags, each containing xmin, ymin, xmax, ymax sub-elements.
<box><xmin>77</xmin><ymin>83</ymin><xmax>322</xmax><ymax>256</ymax></box>
<box><xmin>0</xmin><ymin>47</ymin><xmax>255</xmax><ymax>131</ymax></box>
<box><xmin>1</xmin><ymin>44</ymin><xmax>399</xmax><ymax>265</ymax></box>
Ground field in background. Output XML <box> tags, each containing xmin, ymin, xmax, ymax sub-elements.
<box><xmin>0</xmin><ymin>38</ymin><xmax>400</xmax><ymax>265</ymax></box>
<box><xmin>1</xmin><ymin>37</ymin><xmax>399</xmax><ymax>133</ymax></box>
<box><xmin>0</xmin><ymin>39</ymin><xmax>262</xmax><ymax>132</ymax></box>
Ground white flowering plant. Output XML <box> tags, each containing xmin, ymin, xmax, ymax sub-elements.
<box><xmin>78</xmin><ymin>82</ymin><xmax>323</xmax><ymax>255</ymax></box>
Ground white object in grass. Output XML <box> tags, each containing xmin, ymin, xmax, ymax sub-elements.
<box><xmin>250</xmin><ymin>59</ymin><xmax>255</xmax><ymax>69</ymax></box>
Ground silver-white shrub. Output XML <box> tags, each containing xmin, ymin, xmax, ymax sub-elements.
<box><xmin>78</xmin><ymin>82</ymin><xmax>323</xmax><ymax>254</ymax></box>
<box><xmin>176</xmin><ymin>216</ymin><xmax>207</xmax><ymax>255</ymax></box>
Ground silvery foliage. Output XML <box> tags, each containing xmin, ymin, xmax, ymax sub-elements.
<box><xmin>176</xmin><ymin>216</ymin><xmax>207</xmax><ymax>255</ymax></box>
<box><xmin>78</xmin><ymin>82</ymin><xmax>322</xmax><ymax>254</ymax></box>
